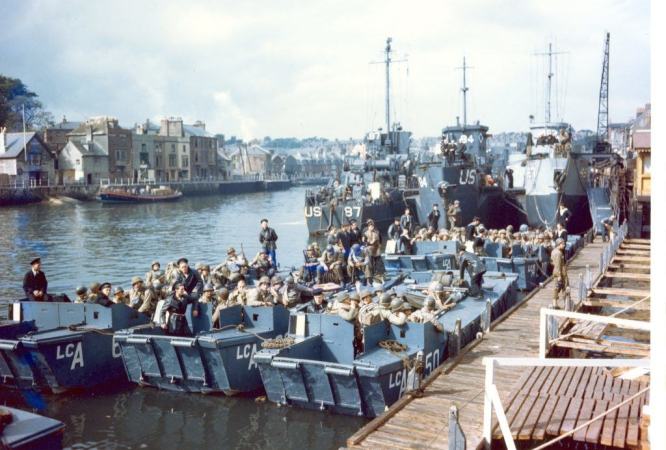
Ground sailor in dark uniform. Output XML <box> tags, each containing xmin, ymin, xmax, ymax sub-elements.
<box><xmin>427</xmin><ymin>203</ymin><xmax>441</xmax><ymax>231</ymax></box>
<box><xmin>349</xmin><ymin>219</ymin><xmax>362</xmax><ymax>246</ymax></box>
<box><xmin>94</xmin><ymin>282</ymin><xmax>114</xmax><ymax>307</ymax></box>
<box><xmin>305</xmin><ymin>288</ymin><xmax>327</xmax><ymax>313</ymax></box>
<box><xmin>160</xmin><ymin>282</ymin><xmax>200</xmax><ymax>336</ymax></box>
<box><xmin>400</xmin><ymin>208</ymin><xmax>415</xmax><ymax>235</ymax></box>
<box><xmin>23</xmin><ymin>257</ymin><xmax>48</xmax><ymax>301</ymax></box>
<box><xmin>458</xmin><ymin>251</ymin><xmax>486</xmax><ymax>297</ymax></box>
<box><xmin>174</xmin><ymin>257</ymin><xmax>203</xmax><ymax>300</ymax></box>
<box><xmin>259</xmin><ymin>218</ymin><xmax>279</xmax><ymax>267</ymax></box>
<box><xmin>465</xmin><ymin>217</ymin><xmax>481</xmax><ymax>242</ymax></box>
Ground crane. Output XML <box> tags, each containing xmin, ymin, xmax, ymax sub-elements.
<box><xmin>595</xmin><ymin>32</ymin><xmax>610</xmax><ymax>153</ymax></box>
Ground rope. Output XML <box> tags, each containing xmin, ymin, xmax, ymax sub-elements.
<box><xmin>378</xmin><ymin>340</ymin><xmax>423</xmax><ymax>372</ymax></box>
<box><xmin>261</xmin><ymin>336</ymin><xmax>295</xmax><ymax>349</ymax></box>
<box><xmin>531</xmin><ymin>386</ymin><xmax>649</xmax><ymax>450</ymax></box>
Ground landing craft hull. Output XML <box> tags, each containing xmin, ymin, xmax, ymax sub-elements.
<box><xmin>98</xmin><ymin>192</ymin><xmax>183</xmax><ymax>203</ymax></box>
<box><xmin>0</xmin><ymin>302</ymin><xmax>149</xmax><ymax>394</ymax></box>
<box><xmin>523</xmin><ymin>193</ymin><xmax>591</xmax><ymax>234</ymax></box>
<box><xmin>115</xmin><ymin>305</ymin><xmax>290</xmax><ymax>394</ymax></box>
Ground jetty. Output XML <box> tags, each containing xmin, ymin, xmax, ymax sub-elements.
<box><xmin>347</xmin><ymin>224</ymin><xmax>651</xmax><ymax>449</ymax></box>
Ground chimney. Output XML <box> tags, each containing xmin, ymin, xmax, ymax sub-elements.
<box><xmin>86</xmin><ymin>125</ymin><xmax>93</xmax><ymax>143</ymax></box>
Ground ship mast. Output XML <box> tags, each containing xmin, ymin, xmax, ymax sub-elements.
<box><xmin>384</xmin><ymin>37</ymin><xmax>392</xmax><ymax>140</ymax></box>
<box><xmin>456</xmin><ymin>57</ymin><xmax>472</xmax><ymax>128</ymax></box>
<box><xmin>536</xmin><ymin>42</ymin><xmax>565</xmax><ymax>126</ymax></box>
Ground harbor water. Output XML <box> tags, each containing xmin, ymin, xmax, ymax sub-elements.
<box><xmin>0</xmin><ymin>186</ymin><xmax>367</xmax><ymax>449</ymax></box>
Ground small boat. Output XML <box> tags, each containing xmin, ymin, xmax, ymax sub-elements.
<box><xmin>254</xmin><ymin>273</ymin><xmax>519</xmax><ymax>417</ymax></box>
<box><xmin>114</xmin><ymin>304</ymin><xmax>290</xmax><ymax>394</ymax></box>
<box><xmin>1</xmin><ymin>406</ymin><xmax>64</xmax><ymax>450</ymax></box>
<box><xmin>98</xmin><ymin>185</ymin><xmax>183</xmax><ymax>203</ymax></box>
<box><xmin>0</xmin><ymin>301</ymin><xmax>150</xmax><ymax>394</ymax></box>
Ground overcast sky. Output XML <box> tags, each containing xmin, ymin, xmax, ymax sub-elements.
<box><xmin>0</xmin><ymin>0</ymin><xmax>650</xmax><ymax>139</ymax></box>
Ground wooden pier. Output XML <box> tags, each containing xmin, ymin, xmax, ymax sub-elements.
<box><xmin>348</xmin><ymin>234</ymin><xmax>651</xmax><ymax>449</ymax></box>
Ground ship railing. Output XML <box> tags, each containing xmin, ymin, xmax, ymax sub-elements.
<box><xmin>481</xmin><ymin>356</ymin><xmax>650</xmax><ymax>450</ymax></box>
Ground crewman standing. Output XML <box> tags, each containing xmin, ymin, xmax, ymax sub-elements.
<box><xmin>259</xmin><ymin>218</ymin><xmax>279</xmax><ymax>267</ymax></box>
<box><xmin>174</xmin><ymin>257</ymin><xmax>203</xmax><ymax>300</ymax></box>
<box><xmin>447</xmin><ymin>200</ymin><xmax>462</xmax><ymax>230</ymax></box>
<box><xmin>363</xmin><ymin>219</ymin><xmax>384</xmax><ymax>283</ymax></box>
<box><xmin>551</xmin><ymin>238</ymin><xmax>568</xmax><ymax>308</ymax></box>
<box><xmin>23</xmin><ymin>257</ymin><xmax>48</xmax><ymax>301</ymax></box>
<box><xmin>458</xmin><ymin>251</ymin><xmax>487</xmax><ymax>297</ymax></box>
<box><xmin>400</xmin><ymin>208</ymin><xmax>415</xmax><ymax>235</ymax></box>
<box><xmin>427</xmin><ymin>203</ymin><xmax>441</xmax><ymax>231</ymax></box>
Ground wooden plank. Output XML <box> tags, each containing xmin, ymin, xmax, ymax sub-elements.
<box><xmin>561</xmin><ymin>397</ymin><xmax>583</xmax><ymax>435</ymax></box>
<box><xmin>575</xmin><ymin>367</ymin><xmax>595</xmax><ymax>398</ymax></box>
<box><xmin>518</xmin><ymin>394</ymin><xmax>547</xmax><ymax>440</ymax></box>
<box><xmin>583</xmin><ymin>299</ymin><xmax>651</xmax><ymax>311</ymax></box>
<box><xmin>608</xmin><ymin>263</ymin><xmax>651</xmax><ymax>271</ymax></box>
<box><xmin>573</xmin><ymin>398</ymin><xmax>597</xmax><ymax>442</ymax></box>
<box><xmin>615</xmin><ymin>250</ymin><xmax>650</xmax><ymax>256</ymax></box>
<box><xmin>530</xmin><ymin>366</ymin><xmax>553</xmax><ymax>396</ymax></box>
<box><xmin>532</xmin><ymin>395</ymin><xmax>558</xmax><ymax>441</ymax></box>
<box><xmin>564</xmin><ymin>367</ymin><xmax>586</xmax><ymax>398</ymax></box>
<box><xmin>510</xmin><ymin>393</ymin><xmax>536</xmax><ymax>439</ymax></box>
<box><xmin>626</xmin><ymin>394</ymin><xmax>642</xmax><ymax>447</ymax></box>
<box><xmin>555</xmin><ymin>367</ymin><xmax>576</xmax><ymax>396</ymax></box>
<box><xmin>585</xmin><ymin>398</ymin><xmax>609</xmax><ymax>444</ymax></box>
<box><xmin>611</xmin><ymin>256</ymin><xmax>650</xmax><ymax>263</ymax></box>
<box><xmin>614</xmin><ymin>394</ymin><xmax>631</xmax><ymax>448</ymax></box>
<box><xmin>545</xmin><ymin>395</ymin><xmax>571</xmax><ymax>436</ymax></box>
<box><xmin>494</xmin><ymin>393</ymin><xmax>527</xmax><ymax>439</ymax></box>
<box><xmin>591</xmin><ymin>288</ymin><xmax>650</xmax><ymax>298</ymax></box>
<box><xmin>603</xmin><ymin>272</ymin><xmax>651</xmax><ymax>281</ymax></box>
<box><xmin>544</xmin><ymin>367</ymin><xmax>563</xmax><ymax>396</ymax></box>
<box><xmin>600</xmin><ymin>394</ymin><xmax>620</xmax><ymax>446</ymax></box>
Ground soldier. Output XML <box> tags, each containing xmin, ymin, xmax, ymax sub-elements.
<box><xmin>317</xmin><ymin>245</ymin><xmax>345</xmax><ymax>284</ymax></box>
<box><xmin>228</xmin><ymin>276</ymin><xmax>248</xmax><ymax>306</ymax></box>
<box><xmin>400</xmin><ymin>208</ymin><xmax>415</xmax><ymax>235</ymax></box>
<box><xmin>277</xmin><ymin>276</ymin><xmax>304</xmax><ymax>308</ymax></box>
<box><xmin>200</xmin><ymin>264</ymin><xmax>213</xmax><ymax>286</ymax></box>
<box><xmin>363</xmin><ymin>219</ymin><xmax>384</xmax><ymax>283</ymax></box>
<box><xmin>557</xmin><ymin>205</ymin><xmax>572</xmax><ymax>227</ymax></box>
<box><xmin>113</xmin><ymin>287</ymin><xmax>128</xmax><ymax>305</ymax></box>
<box><xmin>174</xmin><ymin>257</ymin><xmax>204</xmax><ymax>300</ymax></box>
<box><xmin>251</xmin><ymin>250</ymin><xmax>274</xmax><ymax>279</ymax></box>
<box><xmin>159</xmin><ymin>282</ymin><xmax>200</xmax><ymax>336</ymax></box>
<box><xmin>74</xmin><ymin>286</ymin><xmax>88</xmax><ymax>303</ymax></box>
<box><xmin>409</xmin><ymin>297</ymin><xmax>444</xmax><ymax>332</ymax></box>
<box><xmin>601</xmin><ymin>214</ymin><xmax>615</xmax><ymax>242</ymax></box>
<box><xmin>358</xmin><ymin>289</ymin><xmax>378</xmax><ymax>326</ymax></box>
<box><xmin>337</xmin><ymin>222</ymin><xmax>353</xmax><ymax>259</ymax></box>
<box><xmin>372</xmin><ymin>293</ymin><xmax>407</xmax><ymax>326</ymax></box>
<box><xmin>129</xmin><ymin>276</ymin><xmax>148</xmax><ymax>309</ymax></box>
<box><xmin>95</xmin><ymin>282</ymin><xmax>114</xmax><ymax>307</ymax></box>
<box><xmin>199</xmin><ymin>283</ymin><xmax>215</xmax><ymax>304</ymax></box>
<box><xmin>87</xmin><ymin>282</ymin><xmax>101</xmax><ymax>303</ymax></box>
<box><xmin>145</xmin><ymin>260</ymin><xmax>162</xmax><ymax>285</ymax></box>
<box><xmin>387</xmin><ymin>217</ymin><xmax>402</xmax><ymax>242</ymax></box>
<box><xmin>427</xmin><ymin>203</ymin><xmax>441</xmax><ymax>231</ymax></box>
<box><xmin>458</xmin><ymin>251</ymin><xmax>487</xmax><ymax>297</ymax></box>
<box><xmin>348</xmin><ymin>219</ymin><xmax>363</xmax><ymax>246</ymax></box>
<box><xmin>555</xmin><ymin>222</ymin><xmax>568</xmax><ymax>243</ymax></box>
<box><xmin>211</xmin><ymin>287</ymin><xmax>231</xmax><ymax>326</ymax></box>
<box><xmin>137</xmin><ymin>279</ymin><xmax>159</xmax><ymax>317</ymax></box>
<box><xmin>247</xmin><ymin>276</ymin><xmax>275</xmax><ymax>306</ymax></box>
<box><xmin>347</xmin><ymin>244</ymin><xmax>366</xmax><ymax>284</ymax></box>
<box><xmin>338</xmin><ymin>292</ymin><xmax>360</xmax><ymax>322</ymax></box>
<box><xmin>259</xmin><ymin>218</ymin><xmax>279</xmax><ymax>266</ymax></box>
<box><xmin>305</xmin><ymin>288</ymin><xmax>327</xmax><ymax>313</ymax></box>
<box><xmin>551</xmin><ymin>238</ymin><xmax>568</xmax><ymax>308</ymax></box>
<box><xmin>23</xmin><ymin>257</ymin><xmax>48</xmax><ymax>301</ymax></box>
<box><xmin>447</xmin><ymin>200</ymin><xmax>462</xmax><ymax>230</ymax></box>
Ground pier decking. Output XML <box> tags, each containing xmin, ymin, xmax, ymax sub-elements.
<box><xmin>347</xmin><ymin>239</ymin><xmax>607</xmax><ymax>449</ymax></box>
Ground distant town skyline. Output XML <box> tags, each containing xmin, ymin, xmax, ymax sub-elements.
<box><xmin>0</xmin><ymin>0</ymin><xmax>650</xmax><ymax>139</ymax></box>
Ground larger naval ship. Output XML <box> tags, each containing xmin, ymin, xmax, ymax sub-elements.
<box><xmin>304</xmin><ymin>38</ymin><xmax>415</xmax><ymax>235</ymax></box>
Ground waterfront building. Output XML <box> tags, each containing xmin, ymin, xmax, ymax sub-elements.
<box><xmin>67</xmin><ymin>117</ymin><xmax>133</xmax><ymax>182</ymax></box>
<box><xmin>0</xmin><ymin>129</ymin><xmax>56</xmax><ymax>185</ymax></box>
<box><xmin>631</xmin><ymin>103</ymin><xmax>651</xmax><ymax>238</ymax></box>
<box><xmin>40</xmin><ymin>116</ymin><xmax>82</xmax><ymax>158</ymax></box>
<box><xmin>227</xmin><ymin>143</ymin><xmax>272</xmax><ymax>176</ymax></box>
<box><xmin>57</xmin><ymin>140</ymin><xmax>109</xmax><ymax>185</ymax></box>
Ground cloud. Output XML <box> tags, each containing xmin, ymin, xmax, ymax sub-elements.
<box><xmin>0</xmin><ymin>0</ymin><xmax>650</xmax><ymax>139</ymax></box>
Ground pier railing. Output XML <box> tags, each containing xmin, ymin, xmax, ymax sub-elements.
<box><xmin>481</xmin><ymin>357</ymin><xmax>650</xmax><ymax>450</ymax></box>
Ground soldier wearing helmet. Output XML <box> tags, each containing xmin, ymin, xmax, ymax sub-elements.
<box><xmin>408</xmin><ymin>296</ymin><xmax>444</xmax><ymax>332</ymax></box>
<box><xmin>370</xmin><ymin>292</ymin><xmax>406</xmax><ymax>326</ymax></box>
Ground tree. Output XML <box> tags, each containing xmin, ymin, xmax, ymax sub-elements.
<box><xmin>0</xmin><ymin>75</ymin><xmax>54</xmax><ymax>131</ymax></box>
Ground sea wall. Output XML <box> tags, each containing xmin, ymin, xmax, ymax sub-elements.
<box><xmin>0</xmin><ymin>179</ymin><xmax>293</xmax><ymax>206</ymax></box>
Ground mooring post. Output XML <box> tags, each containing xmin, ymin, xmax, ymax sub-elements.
<box><xmin>452</xmin><ymin>318</ymin><xmax>462</xmax><ymax>356</ymax></box>
<box><xmin>484</xmin><ymin>299</ymin><xmax>492</xmax><ymax>333</ymax></box>
<box><xmin>449</xmin><ymin>405</ymin><xmax>466</xmax><ymax>450</ymax></box>
<box><xmin>578</xmin><ymin>273</ymin><xmax>584</xmax><ymax>303</ymax></box>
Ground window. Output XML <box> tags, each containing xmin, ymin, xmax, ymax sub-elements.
<box><xmin>642</xmin><ymin>154</ymin><xmax>651</xmax><ymax>174</ymax></box>
<box><xmin>156</xmin><ymin>156</ymin><xmax>161</xmax><ymax>167</ymax></box>
<box><xmin>182</xmin><ymin>145</ymin><xmax>187</xmax><ymax>153</ymax></box>
<box><xmin>195</xmin><ymin>152</ymin><xmax>199</xmax><ymax>163</ymax></box>
<box><xmin>141</xmin><ymin>143</ymin><xmax>146</xmax><ymax>152</ymax></box>
<box><xmin>171</xmin><ymin>144</ymin><xmax>176</xmax><ymax>152</ymax></box>
<box><xmin>182</xmin><ymin>155</ymin><xmax>189</xmax><ymax>167</ymax></box>
<box><xmin>76</xmin><ymin>159</ymin><xmax>81</xmax><ymax>166</ymax></box>
<box><xmin>140</xmin><ymin>152</ymin><xmax>149</xmax><ymax>165</ymax></box>
<box><xmin>169</xmin><ymin>154</ymin><xmax>177</xmax><ymax>167</ymax></box>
